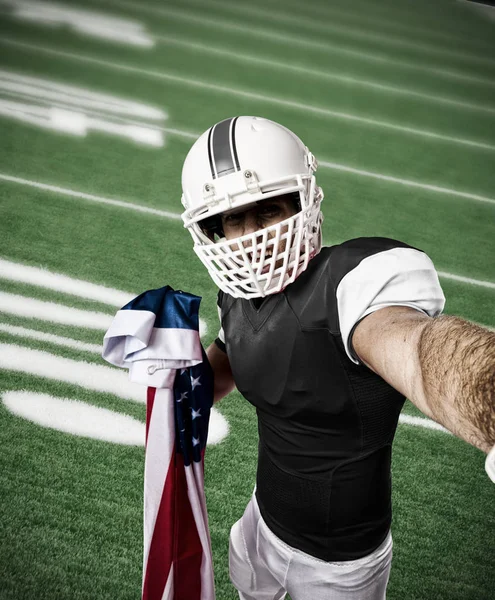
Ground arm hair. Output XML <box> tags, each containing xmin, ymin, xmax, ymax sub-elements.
<box><xmin>418</xmin><ymin>315</ymin><xmax>495</xmax><ymax>452</ymax></box>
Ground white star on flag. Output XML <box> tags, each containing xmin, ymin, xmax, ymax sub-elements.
<box><xmin>177</xmin><ymin>391</ymin><xmax>188</xmax><ymax>402</ymax></box>
<box><xmin>180</xmin><ymin>368</ymin><xmax>188</xmax><ymax>375</ymax></box>
<box><xmin>192</xmin><ymin>436</ymin><xmax>200</xmax><ymax>447</ymax></box>
<box><xmin>191</xmin><ymin>376</ymin><xmax>201</xmax><ymax>390</ymax></box>
<box><xmin>191</xmin><ymin>408</ymin><xmax>201</xmax><ymax>420</ymax></box>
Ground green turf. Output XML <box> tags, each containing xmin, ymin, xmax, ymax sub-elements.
<box><xmin>1</xmin><ymin>0</ymin><xmax>494</xmax><ymax>598</ymax></box>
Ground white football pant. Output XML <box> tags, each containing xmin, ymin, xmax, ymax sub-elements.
<box><xmin>229</xmin><ymin>493</ymin><xmax>393</xmax><ymax>600</ymax></box>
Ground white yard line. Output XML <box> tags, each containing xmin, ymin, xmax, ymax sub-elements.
<box><xmin>0</xmin><ymin>257</ymin><xmax>134</xmax><ymax>306</ymax></box>
<box><xmin>436</xmin><ymin>271</ymin><xmax>495</xmax><ymax>290</ymax></box>
<box><xmin>0</xmin><ymin>292</ymin><xmax>113</xmax><ymax>329</ymax></box>
<box><xmin>159</xmin><ymin>125</ymin><xmax>197</xmax><ymax>139</ymax></box>
<box><xmin>399</xmin><ymin>414</ymin><xmax>450</xmax><ymax>434</ymax></box>
<box><xmin>1</xmin><ymin>175</ymin><xmax>493</xmax><ymax>291</ymax></box>
<box><xmin>1</xmin><ymin>38</ymin><xmax>494</xmax><ymax>152</ymax></box>
<box><xmin>2</xmin><ymin>387</ymin><xmax>228</xmax><ymax>446</ymax></box>
<box><xmin>104</xmin><ymin>0</ymin><xmax>495</xmax><ymax>88</ymax></box>
<box><xmin>0</xmin><ymin>341</ymin><xmax>453</xmax><ymax>438</ymax></box>
<box><xmin>458</xmin><ymin>0</ymin><xmax>495</xmax><ymax>22</ymax></box>
<box><xmin>3</xmin><ymin>164</ymin><xmax>495</xmax><ymax>215</ymax></box>
<box><xmin>0</xmin><ymin>342</ymin><xmax>144</xmax><ymax>401</ymax></box>
<box><xmin>319</xmin><ymin>161</ymin><xmax>495</xmax><ymax>207</ymax></box>
<box><xmin>2</xmin><ymin>390</ymin><xmax>146</xmax><ymax>445</ymax></box>
<box><xmin>176</xmin><ymin>0</ymin><xmax>495</xmax><ymax>67</ymax></box>
<box><xmin>156</xmin><ymin>36</ymin><xmax>495</xmax><ymax>116</ymax></box>
<box><xmin>0</xmin><ymin>90</ymin><xmax>197</xmax><ymax>137</ymax></box>
<box><xmin>0</xmin><ymin>173</ymin><xmax>182</xmax><ymax>219</ymax></box>
<box><xmin>0</xmin><ymin>69</ymin><xmax>165</xmax><ymax>120</ymax></box>
<box><xmin>0</xmin><ymin>260</ymin><xmax>208</xmax><ymax>336</ymax></box>
<box><xmin>0</xmin><ymin>323</ymin><xmax>102</xmax><ymax>353</ymax></box>
<box><xmin>2</xmin><ymin>0</ymin><xmax>155</xmax><ymax>48</ymax></box>
<box><xmin>214</xmin><ymin>0</ymin><xmax>494</xmax><ymax>51</ymax></box>
<box><xmin>0</xmin><ymin>291</ymin><xmax>210</xmax><ymax>342</ymax></box>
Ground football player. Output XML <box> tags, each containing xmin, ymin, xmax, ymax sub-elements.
<box><xmin>180</xmin><ymin>116</ymin><xmax>494</xmax><ymax>600</ymax></box>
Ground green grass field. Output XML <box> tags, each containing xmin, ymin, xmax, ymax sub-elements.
<box><xmin>0</xmin><ymin>0</ymin><xmax>494</xmax><ymax>598</ymax></box>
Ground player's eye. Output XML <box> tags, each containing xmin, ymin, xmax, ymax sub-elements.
<box><xmin>223</xmin><ymin>213</ymin><xmax>243</xmax><ymax>224</ymax></box>
<box><xmin>258</xmin><ymin>204</ymin><xmax>280</xmax><ymax>218</ymax></box>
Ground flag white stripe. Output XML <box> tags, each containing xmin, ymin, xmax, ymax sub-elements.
<box><xmin>185</xmin><ymin>462</ymin><xmax>216</xmax><ymax>599</ymax></box>
<box><xmin>161</xmin><ymin>565</ymin><xmax>173</xmax><ymax>600</ymax></box>
<box><xmin>142</xmin><ymin>387</ymin><xmax>175</xmax><ymax>579</ymax></box>
<box><xmin>190</xmin><ymin>461</ymin><xmax>210</xmax><ymax>531</ymax></box>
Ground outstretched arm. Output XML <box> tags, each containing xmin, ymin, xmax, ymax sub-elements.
<box><xmin>352</xmin><ymin>306</ymin><xmax>495</xmax><ymax>453</ymax></box>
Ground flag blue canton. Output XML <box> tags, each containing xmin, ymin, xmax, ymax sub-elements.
<box><xmin>122</xmin><ymin>286</ymin><xmax>200</xmax><ymax>331</ymax></box>
<box><xmin>174</xmin><ymin>349</ymin><xmax>214</xmax><ymax>466</ymax></box>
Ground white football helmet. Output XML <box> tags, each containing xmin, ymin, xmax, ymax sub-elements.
<box><xmin>181</xmin><ymin>116</ymin><xmax>324</xmax><ymax>299</ymax></box>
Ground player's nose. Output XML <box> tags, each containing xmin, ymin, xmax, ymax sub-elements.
<box><xmin>242</xmin><ymin>211</ymin><xmax>260</xmax><ymax>236</ymax></box>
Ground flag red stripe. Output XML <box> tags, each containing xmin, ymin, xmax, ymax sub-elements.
<box><xmin>145</xmin><ymin>387</ymin><xmax>156</xmax><ymax>445</ymax></box>
<box><xmin>173</xmin><ymin>453</ymin><xmax>203</xmax><ymax>600</ymax></box>
<box><xmin>142</xmin><ymin>395</ymin><xmax>204</xmax><ymax>600</ymax></box>
<box><xmin>142</xmin><ymin>450</ymin><xmax>175</xmax><ymax>600</ymax></box>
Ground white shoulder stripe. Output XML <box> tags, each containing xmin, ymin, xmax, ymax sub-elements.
<box><xmin>336</xmin><ymin>247</ymin><xmax>445</xmax><ymax>364</ymax></box>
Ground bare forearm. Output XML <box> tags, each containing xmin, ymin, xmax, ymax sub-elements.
<box><xmin>418</xmin><ymin>315</ymin><xmax>495</xmax><ymax>452</ymax></box>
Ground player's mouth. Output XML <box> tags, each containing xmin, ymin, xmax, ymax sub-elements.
<box><xmin>260</xmin><ymin>253</ymin><xmax>273</xmax><ymax>274</ymax></box>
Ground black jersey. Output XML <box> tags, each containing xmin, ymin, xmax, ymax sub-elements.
<box><xmin>216</xmin><ymin>237</ymin><xmax>445</xmax><ymax>561</ymax></box>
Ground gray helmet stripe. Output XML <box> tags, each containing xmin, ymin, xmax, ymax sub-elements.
<box><xmin>230</xmin><ymin>116</ymin><xmax>240</xmax><ymax>171</ymax></box>
<box><xmin>207</xmin><ymin>124</ymin><xmax>216</xmax><ymax>179</ymax></box>
<box><xmin>211</xmin><ymin>117</ymin><xmax>240</xmax><ymax>179</ymax></box>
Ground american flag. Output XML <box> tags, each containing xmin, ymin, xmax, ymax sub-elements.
<box><xmin>143</xmin><ymin>354</ymin><xmax>215</xmax><ymax>600</ymax></box>
<box><xmin>102</xmin><ymin>286</ymin><xmax>216</xmax><ymax>600</ymax></box>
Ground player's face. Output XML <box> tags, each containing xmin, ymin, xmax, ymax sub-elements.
<box><xmin>220</xmin><ymin>196</ymin><xmax>298</xmax><ymax>240</ymax></box>
<box><xmin>220</xmin><ymin>195</ymin><xmax>299</xmax><ymax>270</ymax></box>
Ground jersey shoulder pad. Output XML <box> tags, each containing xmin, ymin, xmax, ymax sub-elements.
<box><xmin>326</xmin><ymin>237</ymin><xmax>419</xmax><ymax>288</ymax></box>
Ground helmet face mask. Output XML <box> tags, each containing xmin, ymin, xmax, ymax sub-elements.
<box><xmin>198</xmin><ymin>191</ymin><xmax>301</xmax><ymax>243</ymax></box>
<box><xmin>181</xmin><ymin>116</ymin><xmax>324</xmax><ymax>299</ymax></box>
